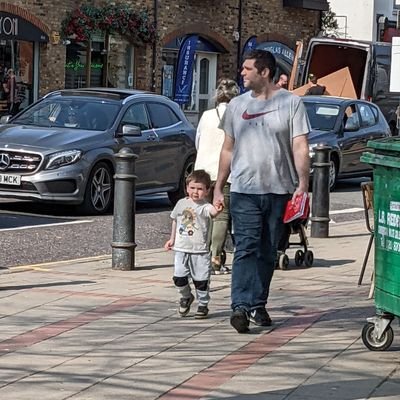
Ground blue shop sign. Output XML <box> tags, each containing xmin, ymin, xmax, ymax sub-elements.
<box><xmin>174</xmin><ymin>35</ymin><xmax>198</xmax><ymax>104</ymax></box>
<box><xmin>256</xmin><ymin>41</ymin><xmax>294</xmax><ymax>64</ymax></box>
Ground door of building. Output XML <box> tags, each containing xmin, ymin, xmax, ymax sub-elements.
<box><xmin>184</xmin><ymin>52</ymin><xmax>217</xmax><ymax>125</ymax></box>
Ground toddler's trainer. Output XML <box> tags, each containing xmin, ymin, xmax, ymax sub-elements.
<box><xmin>179</xmin><ymin>293</ymin><xmax>195</xmax><ymax>317</ymax></box>
<box><xmin>195</xmin><ymin>305</ymin><xmax>209</xmax><ymax>319</ymax></box>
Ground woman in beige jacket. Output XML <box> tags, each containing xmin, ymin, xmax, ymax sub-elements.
<box><xmin>194</xmin><ymin>78</ymin><xmax>239</xmax><ymax>274</ymax></box>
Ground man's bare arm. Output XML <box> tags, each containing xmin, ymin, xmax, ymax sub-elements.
<box><xmin>292</xmin><ymin>134</ymin><xmax>310</xmax><ymax>197</ymax></box>
<box><xmin>213</xmin><ymin>134</ymin><xmax>234</xmax><ymax>208</ymax></box>
<box><xmin>215</xmin><ymin>134</ymin><xmax>234</xmax><ymax>192</ymax></box>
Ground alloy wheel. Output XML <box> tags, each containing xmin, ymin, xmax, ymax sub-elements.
<box><xmin>90</xmin><ymin>166</ymin><xmax>112</xmax><ymax>212</ymax></box>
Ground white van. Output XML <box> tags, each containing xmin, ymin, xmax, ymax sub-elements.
<box><xmin>300</xmin><ymin>37</ymin><xmax>400</xmax><ymax>135</ymax></box>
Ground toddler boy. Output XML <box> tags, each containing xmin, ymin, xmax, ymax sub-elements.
<box><xmin>165</xmin><ymin>170</ymin><xmax>223</xmax><ymax>318</ymax></box>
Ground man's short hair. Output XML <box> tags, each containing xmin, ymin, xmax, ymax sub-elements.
<box><xmin>308</xmin><ymin>73</ymin><xmax>318</xmax><ymax>84</ymax></box>
<box><xmin>186</xmin><ymin>169</ymin><xmax>212</xmax><ymax>189</ymax></box>
<box><xmin>243</xmin><ymin>49</ymin><xmax>276</xmax><ymax>81</ymax></box>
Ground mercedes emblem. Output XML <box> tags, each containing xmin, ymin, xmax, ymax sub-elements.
<box><xmin>0</xmin><ymin>153</ymin><xmax>10</xmax><ymax>171</ymax></box>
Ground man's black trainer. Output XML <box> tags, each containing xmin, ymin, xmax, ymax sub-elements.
<box><xmin>230</xmin><ymin>308</ymin><xmax>250</xmax><ymax>333</ymax></box>
<box><xmin>249</xmin><ymin>308</ymin><xmax>272</xmax><ymax>326</ymax></box>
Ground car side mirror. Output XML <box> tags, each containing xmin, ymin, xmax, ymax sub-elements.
<box><xmin>122</xmin><ymin>124</ymin><xmax>141</xmax><ymax>136</ymax></box>
<box><xmin>0</xmin><ymin>115</ymin><xmax>12</xmax><ymax>124</ymax></box>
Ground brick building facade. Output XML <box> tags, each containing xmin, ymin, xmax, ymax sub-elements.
<box><xmin>0</xmin><ymin>0</ymin><xmax>327</xmax><ymax>122</ymax></box>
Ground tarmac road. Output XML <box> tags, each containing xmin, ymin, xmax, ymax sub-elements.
<box><xmin>0</xmin><ymin>178</ymin><xmax>369</xmax><ymax>270</ymax></box>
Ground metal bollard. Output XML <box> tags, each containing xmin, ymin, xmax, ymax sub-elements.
<box><xmin>310</xmin><ymin>145</ymin><xmax>332</xmax><ymax>238</ymax></box>
<box><xmin>111</xmin><ymin>148</ymin><xmax>138</xmax><ymax>270</ymax></box>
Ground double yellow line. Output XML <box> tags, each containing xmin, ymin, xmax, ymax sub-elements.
<box><xmin>8</xmin><ymin>254</ymin><xmax>111</xmax><ymax>272</ymax></box>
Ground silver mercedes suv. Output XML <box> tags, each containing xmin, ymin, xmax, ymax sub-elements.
<box><xmin>0</xmin><ymin>88</ymin><xmax>196</xmax><ymax>214</ymax></box>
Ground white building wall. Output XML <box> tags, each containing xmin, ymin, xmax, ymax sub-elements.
<box><xmin>328</xmin><ymin>0</ymin><xmax>375</xmax><ymax>40</ymax></box>
<box><xmin>329</xmin><ymin>0</ymin><xmax>399</xmax><ymax>41</ymax></box>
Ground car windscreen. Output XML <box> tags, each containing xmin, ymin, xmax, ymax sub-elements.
<box><xmin>12</xmin><ymin>98</ymin><xmax>120</xmax><ymax>130</ymax></box>
<box><xmin>304</xmin><ymin>102</ymin><xmax>340</xmax><ymax>131</ymax></box>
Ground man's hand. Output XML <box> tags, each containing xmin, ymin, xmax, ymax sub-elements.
<box><xmin>292</xmin><ymin>184</ymin><xmax>308</xmax><ymax>202</ymax></box>
<box><xmin>213</xmin><ymin>186</ymin><xmax>225</xmax><ymax>211</ymax></box>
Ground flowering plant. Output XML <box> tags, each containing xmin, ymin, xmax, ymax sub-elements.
<box><xmin>61</xmin><ymin>4</ymin><xmax>156</xmax><ymax>44</ymax></box>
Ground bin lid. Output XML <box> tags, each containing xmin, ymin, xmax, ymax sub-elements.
<box><xmin>366</xmin><ymin>137</ymin><xmax>400</xmax><ymax>152</ymax></box>
<box><xmin>361</xmin><ymin>151</ymin><xmax>400</xmax><ymax>168</ymax></box>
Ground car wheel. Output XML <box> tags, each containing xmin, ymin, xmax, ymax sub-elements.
<box><xmin>329</xmin><ymin>157</ymin><xmax>338</xmax><ymax>191</ymax></box>
<box><xmin>168</xmin><ymin>156</ymin><xmax>195</xmax><ymax>205</ymax></box>
<box><xmin>80</xmin><ymin>162</ymin><xmax>114</xmax><ymax>215</ymax></box>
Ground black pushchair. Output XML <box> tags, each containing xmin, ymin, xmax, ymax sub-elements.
<box><xmin>275</xmin><ymin>212</ymin><xmax>314</xmax><ymax>270</ymax></box>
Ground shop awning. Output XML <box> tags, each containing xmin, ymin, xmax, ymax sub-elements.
<box><xmin>0</xmin><ymin>12</ymin><xmax>49</xmax><ymax>43</ymax></box>
<box><xmin>283</xmin><ymin>0</ymin><xmax>329</xmax><ymax>11</ymax></box>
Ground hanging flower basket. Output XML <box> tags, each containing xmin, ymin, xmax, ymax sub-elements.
<box><xmin>61</xmin><ymin>4</ymin><xmax>156</xmax><ymax>44</ymax></box>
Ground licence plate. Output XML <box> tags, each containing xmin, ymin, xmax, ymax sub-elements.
<box><xmin>0</xmin><ymin>173</ymin><xmax>21</xmax><ymax>185</ymax></box>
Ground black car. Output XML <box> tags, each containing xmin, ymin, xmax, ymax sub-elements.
<box><xmin>303</xmin><ymin>96</ymin><xmax>391</xmax><ymax>189</ymax></box>
<box><xmin>0</xmin><ymin>88</ymin><xmax>196</xmax><ymax>214</ymax></box>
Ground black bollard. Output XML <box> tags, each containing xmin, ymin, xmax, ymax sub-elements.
<box><xmin>111</xmin><ymin>147</ymin><xmax>138</xmax><ymax>270</ymax></box>
<box><xmin>310</xmin><ymin>145</ymin><xmax>332</xmax><ymax>238</ymax></box>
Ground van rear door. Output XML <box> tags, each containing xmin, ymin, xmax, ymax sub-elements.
<box><xmin>301</xmin><ymin>38</ymin><xmax>371</xmax><ymax>98</ymax></box>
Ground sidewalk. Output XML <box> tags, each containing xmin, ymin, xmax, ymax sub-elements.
<box><xmin>0</xmin><ymin>220</ymin><xmax>399</xmax><ymax>400</ymax></box>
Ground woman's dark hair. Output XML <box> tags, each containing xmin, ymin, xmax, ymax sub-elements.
<box><xmin>243</xmin><ymin>49</ymin><xmax>276</xmax><ymax>81</ymax></box>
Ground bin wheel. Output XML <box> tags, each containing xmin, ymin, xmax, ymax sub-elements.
<box><xmin>295</xmin><ymin>250</ymin><xmax>304</xmax><ymax>266</ymax></box>
<box><xmin>278</xmin><ymin>253</ymin><xmax>289</xmax><ymax>270</ymax></box>
<box><xmin>304</xmin><ymin>250</ymin><xmax>314</xmax><ymax>267</ymax></box>
<box><xmin>361</xmin><ymin>322</ymin><xmax>394</xmax><ymax>351</ymax></box>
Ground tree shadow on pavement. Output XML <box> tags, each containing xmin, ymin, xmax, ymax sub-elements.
<box><xmin>281</xmin><ymin>258</ymin><xmax>355</xmax><ymax>270</ymax></box>
<box><xmin>0</xmin><ymin>280</ymin><xmax>95</xmax><ymax>291</ymax></box>
<box><xmin>214</xmin><ymin>377</ymin><xmax>400</xmax><ymax>399</ymax></box>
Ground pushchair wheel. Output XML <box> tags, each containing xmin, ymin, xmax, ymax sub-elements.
<box><xmin>278</xmin><ymin>253</ymin><xmax>289</xmax><ymax>270</ymax></box>
<box><xmin>295</xmin><ymin>250</ymin><xmax>304</xmax><ymax>266</ymax></box>
<box><xmin>220</xmin><ymin>250</ymin><xmax>227</xmax><ymax>266</ymax></box>
<box><xmin>304</xmin><ymin>250</ymin><xmax>314</xmax><ymax>267</ymax></box>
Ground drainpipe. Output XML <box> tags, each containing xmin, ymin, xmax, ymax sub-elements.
<box><xmin>152</xmin><ymin>0</ymin><xmax>158</xmax><ymax>91</ymax></box>
<box><xmin>236</xmin><ymin>0</ymin><xmax>243</xmax><ymax>83</ymax></box>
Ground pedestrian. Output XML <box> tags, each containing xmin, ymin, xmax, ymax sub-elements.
<box><xmin>194</xmin><ymin>78</ymin><xmax>240</xmax><ymax>275</ymax></box>
<box><xmin>165</xmin><ymin>169</ymin><xmax>223</xmax><ymax>319</ymax></box>
<box><xmin>6</xmin><ymin>69</ymin><xmax>21</xmax><ymax>116</ymax></box>
<box><xmin>304</xmin><ymin>73</ymin><xmax>326</xmax><ymax>95</ymax></box>
<box><xmin>276</xmin><ymin>73</ymin><xmax>288</xmax><ymax>89</ymax></box>
<box><xmin>213</xmin><ymin>49</ymin><xmax>310</xmax><ymax>333</ymax></box>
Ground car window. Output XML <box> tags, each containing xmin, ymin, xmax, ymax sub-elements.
<box><xmin>13</xmin><ymin>99</ymin><xmax>119</xmax><ymax>130</ymax></box>
<box><xmin>304</xmin><ymin>102</ymin><xmax>339</xmax><ymax>131</ymax></box>
<box><xmin>358</xmin><ymin>103</ymin><xmax>377</xmax><ymax>127</ymax></box>
<box><xmin>344</xmin><ymin>104</ymin><xmax>360</xmax><ymax>131</ymax></box>
<box><xmin>121</xmin><ymin>103</ymin><xmax>150</xmax><ymax>130</ymax></box>
<box><xmin>147</xmin><ymin>102</ymin><xmax>181</xmax><ymax>129</ymax></box>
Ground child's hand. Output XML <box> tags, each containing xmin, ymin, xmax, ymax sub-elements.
<box><xmin>164</xmin><ymin>239</ymin><xmax>174</xmax><ymax>251</ymax></box>
<box><xmin>215</xmin><ymin>202</ymin><xmax>224</xmax><ymax>213</ymax></box>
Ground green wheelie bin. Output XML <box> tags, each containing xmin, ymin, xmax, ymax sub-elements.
<box><xmin>360</xmin><ymin>137</ymin><xmax>400</xmax><ymax>351</ymax></box>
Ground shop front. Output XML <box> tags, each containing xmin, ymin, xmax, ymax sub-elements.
<box><xmin>0</xmin><ymin>11</ymin><xmax>48</xmax><ymax>114</ymax></box>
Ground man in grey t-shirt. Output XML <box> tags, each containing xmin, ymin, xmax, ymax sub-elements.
<box><xmin>213</xmin><ymin>50</ymin><xmax>310</xmax><ymax>334</ymax></box>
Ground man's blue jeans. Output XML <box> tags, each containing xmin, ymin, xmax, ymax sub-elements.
<box><xmin>230</xmin><ymin>192</ymin><xmax>290</xmax><ymax>311</ymax></box>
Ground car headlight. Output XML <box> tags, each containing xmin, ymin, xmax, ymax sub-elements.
<box><xmin>308</xmin><ymin>143</ymin><xmax>319</xmax><ymax>158</ymax></box>
<box><xmin>45</xmin><ymin>150</ymin><xmax>82</xmax><ymax>170</ymax></box>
